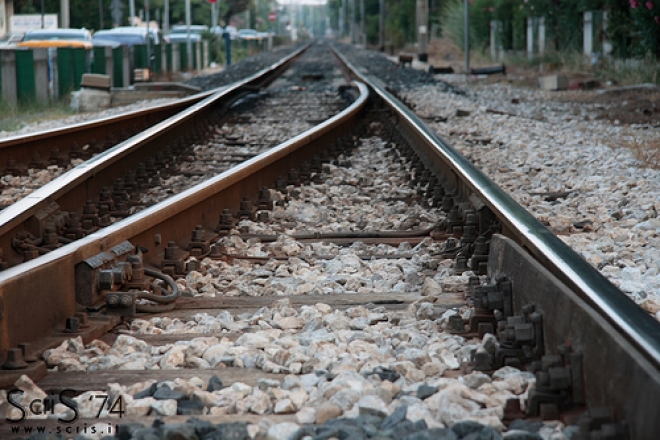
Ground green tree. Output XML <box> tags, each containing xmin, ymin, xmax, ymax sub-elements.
<box><xmin>615</xmin><ymin>0</ymin><xmax>660</xmax><ymax>57</ymax></box>
<box><xmin>222</xmin><ymin>0</ymin><xmax>251</xmax><ymax>27</ymax></box>
<box><xmin>327</xmin><ymin>0</ymin><xmax>416</xmax><ymax>47</ymax></box>
<box><xmin>385</xmin><ymin>0</ymin><xmax>415</xmax><ymax>47</ymax></box>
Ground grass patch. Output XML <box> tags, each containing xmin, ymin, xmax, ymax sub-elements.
<box><xmin>594</xmin><ymin>56</ymin><xmax>660</xmax><ymax>86</ymax></box>
<box><xmin>510</xmin><ymin>49</ymin><xmax>591</xmax><ymax>73</ymax></box>
<box><xmin>493</xmin><ymin>48</ymin><xmax>660</xmax><ymax>86</ymax></box>
<box><xmin>0</xmin><ymin>100</ymin><xmax>76</xmax><ymax>134</ymax></box>
<box><xmin>624</xmin><ymin>137</ymin><xmax>660</xmax><ymax>169</ymax></box>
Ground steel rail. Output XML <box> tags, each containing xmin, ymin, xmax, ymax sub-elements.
<box><xmin>0</xmin><ymin>47</ymin><xmax>309</xmax><ymax>174</ymax></box>
<box><xmin>0</xmin><ymin>87</ymin><xmax>216</xmax><ymax>175</ymax></box>
<box><xmin>0</xmin><ymin>78</ymin><xmax>368</xmax><ymax>365</ymax></box>
<box><xmin>331</xmin><ymin>45</ymin><xmax>660</xmax><ymax>371</ymax></box>
<box><xmin>0</xmin><ymin>42</ymin><xmax>310</xmax><ymax>359</ymax></box>
<box><xmin>0</xmin><ymin>43</ymin><xmax>311</xmax><ymax>269</ymax></box>
<box><xmin>331</xmin><ymin>46</ymin><xmax>660</xmax><ymax>437</ymax></box>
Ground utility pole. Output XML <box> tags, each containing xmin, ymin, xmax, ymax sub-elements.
<box><xmin>60</xmin><ymin>0</ymin><xmax>70</xmax><ymax>28</ymax></box>
<box><xmin>341</xmin><ymin>0</ymin><xmax>347</xmax><ymax>38</ymax></box>
<box><xmin>417</xmin><ymin>0</ymin><xmax>428</xmax><ymax>62</ymax></box>
<box><xmin>349</xmin><ymin>0</ymin><xmax>355</xmax><ymax>44</ymax></box>
<box><xmin>464</xmin><ymin>0</ymin><xmax>470</xmax><ymax>72</ymax></box>
<box><xmin>360</xmin><ymin>0</ymin><xmax>365</xmax><ymax>46</ymax></box>
<box><xmin>99</xmin><ymin>0</ymin><xmax>104</xmax><ymax>29</ymax></box>
<box><xmin>129</xmin><ymin>0</ymin><xmax>135</xmax><ymax>25</ymax></box>
<box><xmin>146</xmin><ymin>0</ymin><xmax>153</xmax><ymax>74</ymax></box>
<box><xmin>211</xmin><ymin>2</ymin><xmax>218</xmax><ymax>30</ymax></box>
<box><xmin>290</xmin><ymin>0</ymin><xmax>297</xmax><ymax>42</ymax></box>
<box><xmin>186</xmin><ymin>0</ymin><xmax>192</xmax><ymax>69</ymax></box>
<box><xmin>379</xmin><ymin>0</ymin><xmax>385</xmax><ymax>51</ymax></box>
<box><xmin>312</xmin><ymin>4</ymin><xmax>316</xmax><ymax>37</ymax></box>
<box><xmin>110</xmin><ymin>0</ymin><xmax>124</xmax><ymax>27</ymax></box>
<box><xmin>41</xmin><ymin>0</ymin><xmax>45</xmax><ymax>29</ymax></box>
<box><xmin>164</xmin><ymin>0</ymin><xmax>169</xmax><ymax>34</ymax></box>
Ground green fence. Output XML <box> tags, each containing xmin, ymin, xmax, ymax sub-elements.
<box><xmin>15</xmin><ymin>50</ymin><xmax>36</xmax><ymax>102</ymax></box>
<box><xmin>179</xmin><ymin>43</ymin><xmax>188</xmax><ymax>71</ymax></box>
<box><xmin>112</xmin><ymin>46</ymin><xmax>124</xmax><ymax>88</ymax></box>
<box><xmin>133</xmin><ymin>44</ymin><xmax>148</xmax><ymax>69</ymax></box>
<box><xmin>153</xmin><ymin>45</ymin><xmax>162</xmax><ymax>73</ymax></box>
<box><xmin>166</xmin><ymin>44</ymin><xmax>173</xmax><ymax>72</ymax></box>
<box><xmin>1</xmin><ymin>41</ymin><xmax>220</xmax><ymax>104</ymax></box>
<box><xmin>91</xmin><ymin>47</ymin><xmax>107</xmax><ymax>74</ymax></box>
<box><xmin>56</xmin><ymin>47</ymin><xmax>88</xmax><ymax>95</ymax></box>
<box><xmin>72</xmin><ymin>48</ymin><xmax>87</xmax><ymax>90</ymax></box>
<box><xmin>57</xmin><ymin>48</ymin><xmax>73</xmax><ymax>96</ymax></box>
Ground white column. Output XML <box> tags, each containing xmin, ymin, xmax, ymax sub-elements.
<box><xmin>164</xmin><ymin>0</ymin><xmax>169</xmax><ymax>33</ymax></box>
<box><xmin>105</xmin><ymin>47</ymin><xmax>113</xmax><ymax>79</ymax></box>
<box><xmin>121</xmin><ymin>46</ymin><xmax>130</xmax><ymax>86</ymax></box>
<box><xmin>51</xmin><ymin>49</ymin><xmax>59</xmax><ymax>99</ymax></box>
<box><xmin>0</xmin><ymin>0</ymin><xmax>6</xmax><ymax>35</ymax></box>
<box><xmin>583</xmin><ymin>11</ymin><xmax>593</xmax><ymax>56</ymax></box>
<box><xmin>538</xmin><ymin>17</ymin><xmax>545</xmax><ymax>55</ymax></box>
<box><xmin>172</xmin><ymin>44</ymin><xmax>180</xmax><ymax>73</ymax></box>
<box><xmin>33</xmin><ymin>49</ymin><xmax>50</xmax><ymax>102</ymax></box>
<box><xmin>417</xmin><ymin>0</ymin><xmax>428</xmax><ymax>60</ymax></box>
<box><xmin>1</xmin><ymin>51</ymin><xmax>17</xmax><ymax>104</ymax></box>
<box><xmin>464</xmin><ymin>0</ymin><xmax>470</xmax><ymax>71</ymax></box>
<box><xmin>161</xmin><ymin>44</ymin><xmax>168</xmax><ymax>73</ymax></box>
<box><xmin>526</xmin><ymin>17</ymin><xmax>534</xmax><ymax>59</ymax></box>
<box><xmin>602</xmin><ymin>11</ymin><xmax>612</xmax><ymax>55</ymax></box>
<box><xmin>490</xmin><ymin>20</ymin><xmax>498</xmax><ymax>60</ymax></box>
<box><xmin>291</xmin><ymin>1</ymin><xmax>297</xmax><ymax>41</ymax></box>
<box><xmin>339</xmin><ymin>3</ymin><xmax>344</xmax><ymax>37</ymax></box>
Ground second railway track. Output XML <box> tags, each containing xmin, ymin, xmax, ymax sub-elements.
<box><xmin>0</xmin><ymin>41</ymin><xmax>658</xmax><ymax>439</ymax></box>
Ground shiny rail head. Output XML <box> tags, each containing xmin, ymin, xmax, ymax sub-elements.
<box><xmin>0</xmin><ymin>76</ymin><xmax>368</xmax><ymax>363</ymax></box>
<box><xmin>329</xmin><ymin>43</ymin><xmax>660</xmax><ymax>371</ymax></box>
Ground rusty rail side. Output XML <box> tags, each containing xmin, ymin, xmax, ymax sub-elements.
<box><xmin>0</xmin><ymin>90</ymin><xmax>217</xmax><ymax>175</ymax></box>
<box><xmin>0</xmin><ymin>80</ymin><xmax>368</xmax><ymax>367</ymax></box>
<box><xmin>330</xmin><ymin>45</ymin><xmax>660</xmax><ymax>437</ymax></box>
<box><xmin>0</xmin><ymin>43</ymin><xmax>311</xmax><ymax>270</ymax></box>
<box><xmin>0</xmin><ymin>45</ymin><xmax>310</xmax><ymax>175</ymax></box>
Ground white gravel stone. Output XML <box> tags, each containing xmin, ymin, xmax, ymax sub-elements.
<box><xmin>266</xmin><ymin>422</ymin><xmax>301</xmax><ymax>440</ymax></box>
<box><xmin>6</xmin><ymin>376</ymin><xmax>48</xmax><ymax>420</ymax></box>
<box><xmin>296</xmin><ymin>406</ymin><xmax>317</xmax><ymax>424</ymax></box>
<box><xmin>126</xmin><ymin>397</ymin><xmax>155</xmax><ymax>416</ymax></box>
<box><xmin>160</xmin><ymin>345</ymin><xmax>187</xmax><ymax>369</ymax></box>
<box><xmin>274</xmin><ymin>398</ymin><xmax>296</xmax><ymax>414</ymax></box>
<box><xmin>231</xmin><ymin>382</ymin><xmax>253</xmax><ymax>397</ymax></box>
<box><xmin>36</xmin><ymin>122</ymin><xmax>574</xmax><ymax>433</ymax></box>
<box><xmin>357</xmin><ymin>395</ymin><xmax>390</xmax><ymax>417</ymax></box>
<box><xmin>464</xmin><ymin>372</ymin><xmax>492</xmax><ymax>389</ymax></box>
<box><xmin>403</xmin><ymin>82</ymin><xmax>660</xmax><ymax>316</ymax></box>
<box><xmin>150</xmin><ymin>399</ymin><xmax>178</xmax><ymax>416</ymax></box>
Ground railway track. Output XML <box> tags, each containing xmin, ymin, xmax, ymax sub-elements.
<box><xmin>0</xmin><ymin>44</ymin><xmax>306</xmax><ymax>212</ymax></box>
<box><xmin>0</xmin><ymin>41</ymin><xmax>657</xmax><ymax>439</ymax></box>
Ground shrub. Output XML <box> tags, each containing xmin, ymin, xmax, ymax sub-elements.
<box><xmin>441</xmin><ymin>0</ymin><xmax>493</xmax><ymax>51</ymax></box>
